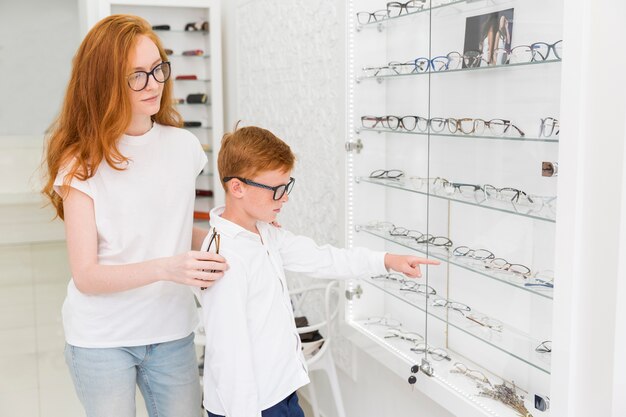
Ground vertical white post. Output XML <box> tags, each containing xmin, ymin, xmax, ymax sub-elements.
<box><xmin>552</xmin><ymin>1</ymin><xmax>626</xmax><ymax>416</ymax></box>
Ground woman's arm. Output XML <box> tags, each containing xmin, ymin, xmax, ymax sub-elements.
<box><xmin>192</xmin><ymin>226</ymin><xmax>209</xmax><ymax>250</ymax></box>
<box><xmin>62</xmin><ymin>186</ymin><xmax>227</xmax><ymax>295</ymax></box>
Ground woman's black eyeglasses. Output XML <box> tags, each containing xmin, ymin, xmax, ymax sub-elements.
<box><xmin>223</xmin><ymin>176</ymin><xmax>295</xmax><ymax>200</ymax></box>
<box><xmin>127</xmin><ymin>61</ymin><xmax>171</xmax><ymax>91</ymax></box>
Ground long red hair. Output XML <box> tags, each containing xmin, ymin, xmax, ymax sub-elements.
<box><xmin>42</xmin><ymin>14</ymin><xmax>182</xmax><ymax>219</ymax></box>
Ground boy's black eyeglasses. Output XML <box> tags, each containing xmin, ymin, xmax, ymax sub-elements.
<box><xmin>223</xmin><ymin>176</ymin><xmax>295</xmax><ymax>200</ymax></box>
<box><xmin>127</xmin><ymin>61</ymin><xmax>171</xmax><ymax>91</ymax></box>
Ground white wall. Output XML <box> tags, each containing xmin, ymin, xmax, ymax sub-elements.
<box><xmin>222</xmin><ymin>1</ymin><xmax>453</xmax><ymax>416</ymax></box>
<box><xmin>0</xmin><ymin>0</ymin><xmax>79</xmax><ymax>135</ymax></box>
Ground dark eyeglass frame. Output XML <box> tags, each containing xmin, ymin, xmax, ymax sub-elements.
<box><xmin>369</xmin><ymin>169</ymin><xmax>405</xmax><ymax>180</ymax></box>
<box><xmin>356</xmin><ymin>9</ymin><xmax>389</xmax><ymax>25</ymax></box>
<box><xmin>127</xmin><ymin>61</ymin><xmax>171</xmax><ymax>92</ymax></box>
<box><xmin>535</xmin><ymin>340</ymin><xmax>552</xmax><ymax>353</ymax></box>
<box><xmin>200</xmin><ymin>227</ymin><xmax>221</xmax><ymax>290</ymax></box>
<box><xmin>223</xmin><ymin>176</ymin><xmax>295</xmax><ymax>200</ymax></box>
<box><xmin>414</xmin><ymin>56</ymin><xmax>450</xmax><ymax>72</ymax></box>
<box><xmin>386</xmin><ymin>0</ymin><xmax>426</xmax><ymax>18</ymax></box>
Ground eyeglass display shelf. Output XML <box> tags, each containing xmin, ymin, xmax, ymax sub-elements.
<box><xmin>357</xmin><ymin>58</ymin><xmax>561</xmax><ymax>82</ymax></box>
<box><xmin>357</xmin><ymin>226</ymin><xmax>553</xmax><ymax>300</ymax></box>
<box><xmin>357</xmin><ymin>127</ymin><xmax>559</xmax><ymax>144</ymax></box>
<box><xmin>167</xmin><ymin>54</ymin><xmax>211</xmax><ymax>59</ymax></box>
<box><xmin>359</xmin><ymin>277</ymin><xmax>551</xmax><ymax>374</ymax></box>
<box><xmin>176</xmin><ymin>103</ymin><xmax>212</xmax><ymax>107</ymax></box>
<box><xmin>154</xmin><ymin>30</ymin><xmax>209</xmax><ymax>34</ymax></box>
<box><xmin>349</xmin><ymin>319</ymin><xmax>542</xmax><ymax>417</ymax></box>
<box><xmin>175</xmin><ymin>78</ymin><xmax>211</xmax><ymax>82</ymax></box>
<box><xmin>357</xmin><ymin>0</ymin><xmax>501</xmax><ymax>30</ymax></box>
<box><xmin>356</xmin><ymin>177</ymin><xmax>557</xmax><ymax>222</ymax></box>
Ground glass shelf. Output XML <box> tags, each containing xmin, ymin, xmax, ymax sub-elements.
<box><xmin>349</xmin><ymin>320</ymin><xmax>538</xmax><ymax>417</ymax></box>
<box><xmin>357</xmin><ymin>0</ymin><xmax>469</xmax><ymax>30</ymax></box>
<box><xmin>357</xmin><ymin>127</ymin><xmax>559</xmax><ymax>143</ymax></box>
<box><xmin>360</xmin><ymin>277</ymin><xmax>552</xmax><ymax>374</ymax></box>
<box><xmin>185</xmin><ymin>126</ymin><xmax>212</xmax><ymax>130</ymax></box>
<box><xmin>357</xmin><ymin>177</ymin><xmax>557</xmax><ymax>222</ymax></box>
<box><xmin>357</xmin><ymin>226</ymin><xmax>553</xmax><ymax>300</ymax></box>
<box><xmin>357</xmin><ymin>58</ymin><xmax>561</xmax><ymax>82</ymax></box>
<box><xmin>176</xmin><ymin>103</ymin><xmax>212</xmax><ymax>107</ymax></box>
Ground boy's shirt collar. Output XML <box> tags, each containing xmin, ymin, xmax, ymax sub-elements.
<box><xmin>209</xmin><ymin>205</ymin><xmax>268</xmax><ymax>241</ymax></box>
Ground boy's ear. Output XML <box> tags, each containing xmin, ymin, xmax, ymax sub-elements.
<box><xmin>228</xmin><ymin>178</ymin><xmax>245</xmax><ymax>199</ymax></box>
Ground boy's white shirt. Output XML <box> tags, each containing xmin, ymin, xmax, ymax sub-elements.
<box><xmin>197</xmin><ymin>205</ymin><xmax>388</xmax><ymax>417</ymax></box>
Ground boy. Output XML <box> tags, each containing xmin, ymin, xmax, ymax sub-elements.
<box><xmin>197</xmin><ymin>126</ymin><xmax>439</xmax><ymax>417</ymax></box>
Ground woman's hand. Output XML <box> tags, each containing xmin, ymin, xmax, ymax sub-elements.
<box><xmin>158</xmin><ymin>251</ymin><xmax>228</xmax><ymax>288</ymax></box>
<box><xmin>384</xmin><ymin>253</ymin><xmax>440</xmax><ymax>278</ymax></box>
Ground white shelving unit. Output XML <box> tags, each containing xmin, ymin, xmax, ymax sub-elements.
<box><xmin>80</xmin><ymin>0</ymin><xmax>224</xmax><ymax>223</ymax></box>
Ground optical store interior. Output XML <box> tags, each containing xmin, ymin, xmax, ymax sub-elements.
<box><xmin>1</xmin><ymin>0</ymin><xmax>625</xmax><ymax>417</ymax></box>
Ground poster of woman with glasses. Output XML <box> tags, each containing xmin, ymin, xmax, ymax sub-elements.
<box><xmin>463</xmin><ymin>9</ymin><xmax>514</xmax><ymax>68</ymax></box>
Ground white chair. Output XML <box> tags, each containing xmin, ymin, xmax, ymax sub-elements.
<box><xmin>290</xmin><ymin>280</ymin><xmax>346</xmax><ymax>417</ymax></box>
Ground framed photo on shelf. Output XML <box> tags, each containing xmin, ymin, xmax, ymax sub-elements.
<box><xmin>463</xmin><ymin>8</ymin><xmax>514</xmax><ymax>67</ymax></box>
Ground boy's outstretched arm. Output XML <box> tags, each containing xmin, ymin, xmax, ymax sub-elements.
<box><xmin>384</xmin><ymin>254</ymin><xmax>441</xmax><ymax>278</ymax></box>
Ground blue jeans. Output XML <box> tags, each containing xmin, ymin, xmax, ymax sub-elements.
<box><xmin>65</xmin><ymin>332</ymin><xmax>202</xmax><ymax>417</ymax></box>
<box><xmin>207</xmin><ymin>392</ymin><xmax>304</xmax><ymax>417</ymax></box>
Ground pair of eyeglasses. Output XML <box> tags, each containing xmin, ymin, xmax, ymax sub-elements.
<box><xmin>356</xmin><ymin>9</ymin><xmax>388</xmax><ymax>25</ymax></box>
<box><xmin>386</xmin><ymin>0</ymin><xmax>426</xmax><ymax>17</ymax></box>
<box><xmin>535</xmin><ymin>340</ymin><xmax>552</xmax><ymax>353</ymax></box>
<box><xmin>222</xmin><ymin>176</ymin><xmax>295</xmax><ymax>200</ymax></box>
<box><xmin>410</xmin><ymin>343</ymin><xmax>451</xmax><ymax>361</ymax></box>
<box><xmin>389</xmin><ymin>226</ymin><xmax>453</xmax><ymax>248</ymax></box>
<box><xmin>127</xmin><ymin>61</ymin><xmax>171</xmax><ymax>91</ymax></box>
<box><xmin>369</xmin><ymin>169</ymin><xmax>405</xmax><ymax>180</ymax></box>
<box><xmin>507</xmin><ymin>40</ymin><xmax>563</xmax><ymax>64</ymax></box>
<box><xmin>448</xmin><ymin>50</ymin><xmax>489</xmax><ymax>69</ymax></box>
<box><xmin>483</xmin><ymin>184</ymin><xmax>534</xmax><ymax>205</ymax></box>
<box><xmin>371</xmin><ymin>273</ymin><xmax>408</xmax><ymax>285</ymax></box>
<box><xmin>446</xmin><ymin>118</ymin><xmax>525</xmax><ymax>137</ymax></box>
<box><xmin>361</xmin><ymin>221</ymin><xmax>396</xmax><ymax>232</ymax></box>
<box><xmin>452</xmin><ymin>246</ymin><xmax>496</xmax><ymax>261</ymax></box>
<box><xmin>432</xmin><ymin>298</ymin><xmax>503</xmax><ymax>332</ymax></box>
<box><xmin>364</xmin><ymin>316</ymin><xmax>401</xmax><ymax>328</ymax></box>
<box><xmin>450</xmin><ymin>362</ymin><xmax>491</xmax><ymax>384</ymax></box>
<box><xmin>540</xmin><ymin>117</ymin><xmax>560</xmax><ymax>137</ymax></box>
<box><xmin>414</xmin><ymin>56</ymin><xmax>451</xmax><ymax>72</ymax></box>
<box><xmin>384</xmin><ymin>328</ymin><xmax>424</xmax><ymax>344</ymax></box>
<box><xmin>201</xmin><ymin>227</ymin><xmax>221</xmax><ymax>290</ymax></box>
<box><xmin>407</xmin><ymin>177</ymin><xmax>442</xmax><ymax>189</ymax></box>
<box><xmin>400</xmin><ymin>280</ymin><xmax>437</xmax><ymax>295</ymax></box>
<box><xmin>485</xmin><ymin>257</ymin><xmax>531</xmax><ymax>278</ymax></box>
<box><xmin>524</xmin><ymin>270</ymin><xmax>555</xmax><ymax>288</ymax></box>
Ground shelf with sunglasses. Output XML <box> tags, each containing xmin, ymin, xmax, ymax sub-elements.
<box><xmin>348</xmin><ymin>316</ymin><xmax>550</xmax><ymax>417</ymax></box>
<box><xmin>355</xmin><ymin>173</ymin><xmax>557</xmax><ymax>222</ymax></box>
<box><xmin>357</xmin><ymin>222</ymin><xmax>554</xmax><ymax>299</ymax></box>
<box><xmin>357</xmin><ymin>116</ymin><xmax>560</xmax><ymax>143</ymax></box>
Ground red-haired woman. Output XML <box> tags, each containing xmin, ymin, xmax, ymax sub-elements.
<box><xmin>42</xmin><ymin>14</ymin><xmax>226</xmax><ymax>417</ymax></box>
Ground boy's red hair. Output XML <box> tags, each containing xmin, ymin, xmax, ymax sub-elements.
<box><xmin>218</xmin><ymin>126</ymin><xmax>296</xmax><ymax>191</ymax></box>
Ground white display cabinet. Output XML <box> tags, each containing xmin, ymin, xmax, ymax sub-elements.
<box><xmin>80</xmin><ymin>0</ymin><xmax>224</xmax><ymax>223</ymax></box>
<box><xmin>345</xmin><ymin>1</ymin><xmax>562</xmax><ymax>416</ymax></box>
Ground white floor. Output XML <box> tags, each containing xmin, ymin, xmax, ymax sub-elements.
<box><xmin>0</xmin><ymin>241</ymin><xmax>314</xmax><ymax>417</ymax></box>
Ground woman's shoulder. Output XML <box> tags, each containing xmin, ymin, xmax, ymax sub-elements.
<box><xmin>156</xmin><ymin>124</ymin><xmax>201</xmax><ymax>147</ymax></box>
<box><xmin>156</xmin><ymin>123</ymin><xmax>194</xmax><ymax>139</ymax></box>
